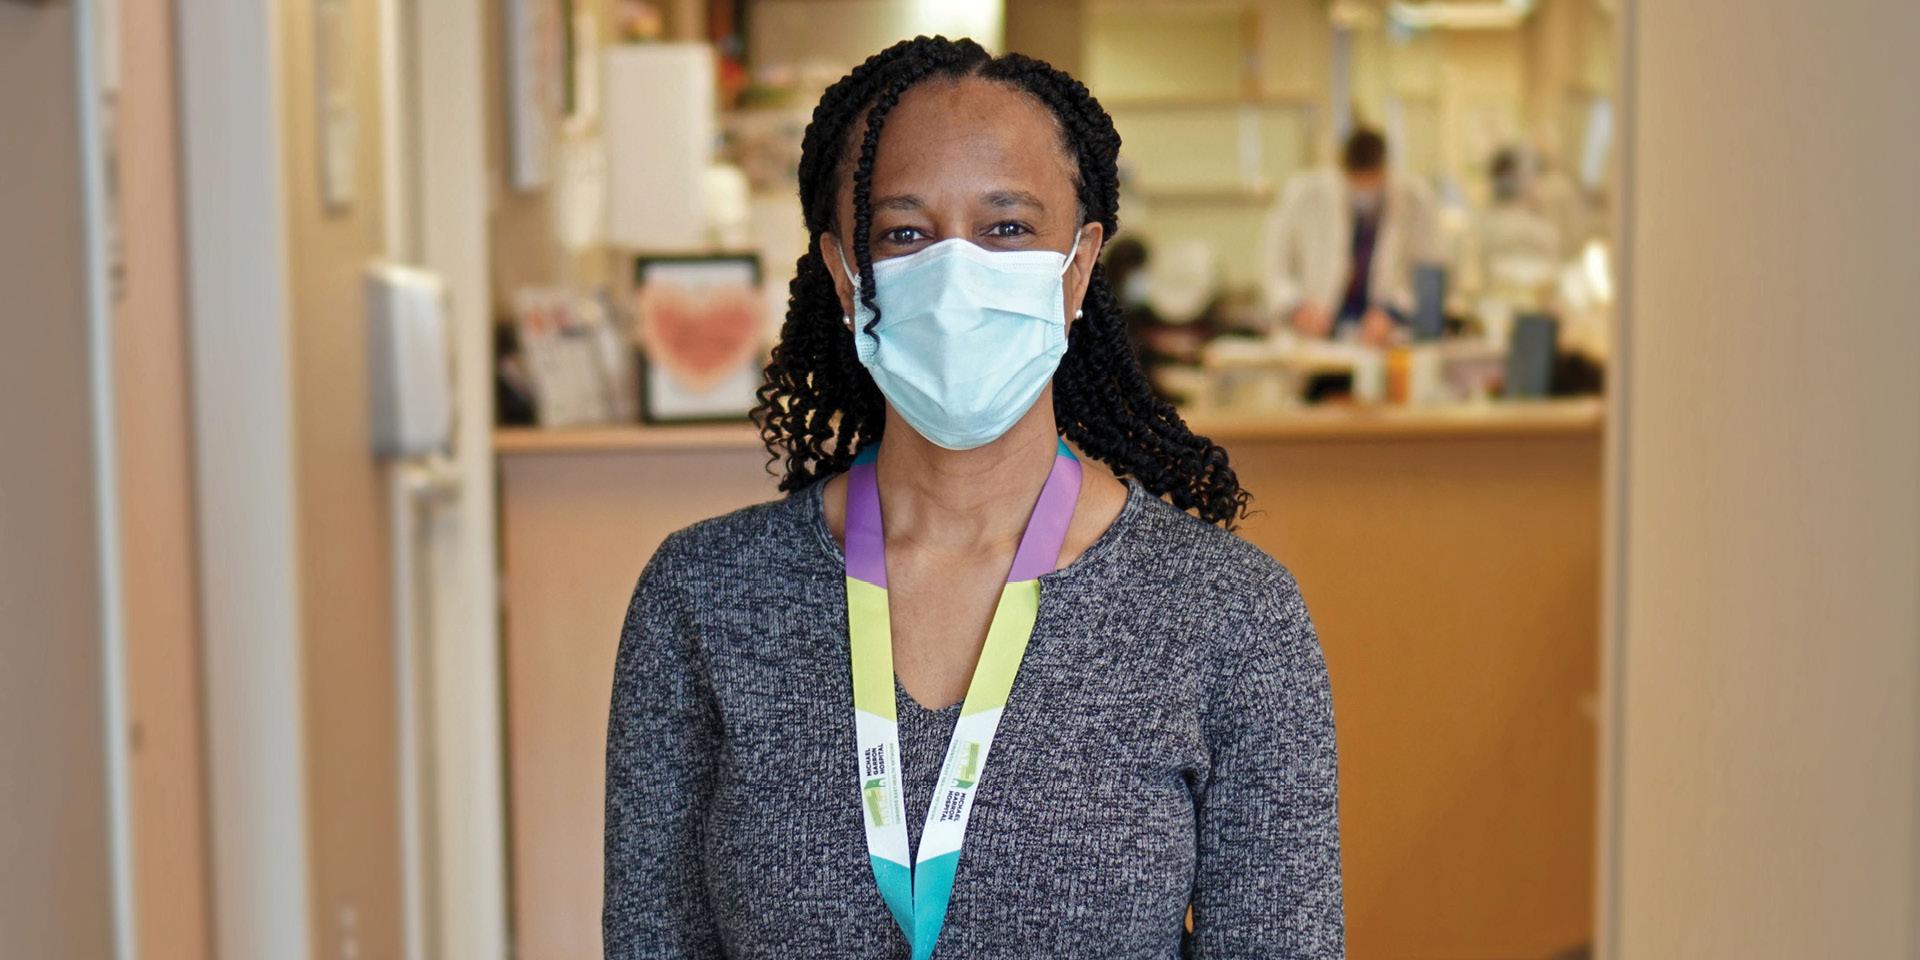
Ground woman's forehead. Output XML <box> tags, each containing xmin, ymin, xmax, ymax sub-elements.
<box><xmin>846</xmin><ymin>77</ymin><xmax>1075</xmax><ymax>209</ymax></box>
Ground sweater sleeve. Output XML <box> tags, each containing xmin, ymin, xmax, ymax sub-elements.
<box><xmin>1188</xmin><ymin>570</ymin><xmax>1345</xmax><ymax>959</ymax></box>
<box><xmin>603</xmin><ymin>540</ymin><xmax>724</xmax><ymax>959</ymax></box>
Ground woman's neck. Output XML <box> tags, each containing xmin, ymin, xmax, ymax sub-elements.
<box><xmin>872</xmin><ymin>395</ymin><xmax>1061</xmax><ymax>556</ymax></box>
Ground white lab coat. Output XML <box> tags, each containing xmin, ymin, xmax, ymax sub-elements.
<box><xmin>1258</xmin><ymin>168</ymin><xmax>1444</xmax><ymax>324</ymax></box>
<box><xmin>1466</xmin><ymin>202</ymin><xmax>1563</xmax><ymax>301</ymax></box>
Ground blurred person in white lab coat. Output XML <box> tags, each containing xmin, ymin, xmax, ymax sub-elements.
<box><xmin>1523</xmin><ymin>136</ymin><xmax>1591</xmax><ymax>262</ymax></box>
<box><xmin>1471</xmin><ymin>146</ymin><xmax>1563</xmax><ymax>303</ymax></box>
<box><xmin>1260</xmin><ymin>127</ymin><xmax>1443</xmax><ymax>346</ymax></box>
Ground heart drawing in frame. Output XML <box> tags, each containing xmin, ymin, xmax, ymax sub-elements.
<box><xmin>633</xmin><ymin>255</ymin><xmax>766</xmax><ymax>418</ymax></box>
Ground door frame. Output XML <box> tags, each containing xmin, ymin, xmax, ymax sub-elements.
<box><xmin>386</xmin><ymin>3</ymin><xmax>511</xmax><ymax>957</ymax></box>
<box><xmin>1593</xmin><ymin>0</ymin><xmax>1637</xmax><ymax>956</ymax></box>
<box><xmin>174</xmin><ymin>1</ymin><xmax>314</xmax><ymax>957</ymax></box>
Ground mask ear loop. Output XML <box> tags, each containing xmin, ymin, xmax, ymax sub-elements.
<box><xmin>832</xmin><ymin>241</ymin><xmax>858</xmax><ymax>330</ymax></box>
<box><xmin>1061</xmin><ymin>226</ymin><xmax>1086</xmax><ymax>320</ymax></box>
<box><xmin>1058</xmin><ymin>226</ymin><xmax>1084</xmax><ymax>278</ymax></box>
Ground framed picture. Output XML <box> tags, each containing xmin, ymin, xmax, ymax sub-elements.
<box><xmin>512</xmin><ymin>288</ymin><xmax>633</xmax><ymax>427</ymax></box>
<box><xmin>632</xmin><ymin>254</ymin><xmax>766</xmax><ymax>423</ymax></box>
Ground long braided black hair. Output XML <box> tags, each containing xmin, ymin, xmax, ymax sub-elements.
<box><xmin>750</xmin><ymin>35</ymin><xmax>1252</xmax><ymax>528</ymax></box>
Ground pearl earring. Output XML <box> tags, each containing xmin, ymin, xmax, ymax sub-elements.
<box><xmin>1074</xmin><ymin>308</ymin><xmax>1084</xmax><ymax>319</ymax></box>
<box><xmin>843</xmin><ymin>314</ymin><xmax>854</xmax><ymax>330</ymax></box>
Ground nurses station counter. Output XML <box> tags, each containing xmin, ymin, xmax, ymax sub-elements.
<box><xmin>495</xmin><ymin>398</ymin><xmax>1604</xmax><ymax>960</ymax></box>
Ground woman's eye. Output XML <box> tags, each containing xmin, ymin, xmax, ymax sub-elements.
<box><xmin>987</xmin><ymin>221</ymin><xmax>1032</xmax><ymax>239</ymax></box>
<box><xmin>881</xmin><ymin>227</ymin><xmax>925</xmax><ymax>245</ymax></box>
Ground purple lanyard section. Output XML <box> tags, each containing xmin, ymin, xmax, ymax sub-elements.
<box><xmin>844</xmin><ymin>439</ymin><xmax>1083</xmax><ymax>588</ymax></box>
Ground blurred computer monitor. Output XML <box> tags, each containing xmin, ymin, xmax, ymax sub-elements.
<box><xmin>1506</xmin><ymin>312</ymin><xmax>1559</xmax><ymax>397</ymax></box>
<box><xmin>1413</xmin><ymin>264</ymin><xmax>1447</xmax><ymax>340</ymax></box>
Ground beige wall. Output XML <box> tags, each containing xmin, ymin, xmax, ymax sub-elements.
<box><xmin>1005</xmin><ymin>0</ymin><xmax>1087</xmax><ymax>76</ymax></box>
<box><xmin>1084</xmin><ymin>1</ymin><xmax>1327</xmax><ymax>290</ymax></box>
<box><xmin>0</xmin><ymin>3</ymin><xmax>116</xmax><ymax>958</ymax></box>
<box><xmin>749</xmin><ymin>0</ymin><xmax>1003</xmax><ymax>69</ymax></box>
<box><xmin>1351</xmin><ymin>8</ymin><xmax>1595</xmax><ymax>190</ymax></box>
<box><xmin>1524</xmin><ymin>0</ymin><xmax>1612</xmax><ymax>164</ymax></box>
<box><xmin>114</xmin><ymin>0</ymin><xmax>214</xmax><ymax>957</ymax></box>
<box><xmin>279</xmin><ymin>1</ymin><xmax>403</xmax><ymax>957</ymax></box>
<box><xmin>1609</xmin><ymin>1</ymin><xmax>1920</xmax><ymax>957</ymax></box>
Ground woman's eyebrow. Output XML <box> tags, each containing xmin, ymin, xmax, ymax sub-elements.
<box><xmin>872</xmin><ymin>193</ymin><xmax>925</xmax><ymax>212</ymax></box>
<box><xmin>869</xmin><ymin>191</ymin><xmax>1044</xmax><ymax>213</ymax></box>
<box><xmin>982</xmin><ymin>189</ymin><xmax>1045</xmax><ymax>211</ymax></box>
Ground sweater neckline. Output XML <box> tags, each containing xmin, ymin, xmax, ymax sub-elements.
<box><xmin>800</xmin><ymin>466</ymin><xmax>1152</xmax><ymax>591</ymax></box>
<box><xmin>805</xmin><ymin>471</ymin><xmax>1153</xmax><ymax>717</ymax></box>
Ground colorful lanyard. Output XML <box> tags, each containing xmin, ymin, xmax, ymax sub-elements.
<box><xmin>844</xmin><ymin>438</ymin><xmax>1082</xmax><ymax>959</ymax></box>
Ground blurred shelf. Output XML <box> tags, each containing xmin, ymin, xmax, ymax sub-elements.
<box><xmin>1102</xmin><ymin>93</ymin><xmax>1319</xmax><ymax>111</ymax></box>
<box><xmin>1187</xmin><ymin>397</ymin><xmax>1605</xmax><ymax>442</ymax></box>
<box><xmin>493</xmin><ymin>399</ymin><xmax>1603</xmax><ymax>457</ymax></box>
<box><xmin>494</xmin><ymin>421</ymin><xmax>762</xmax><ymax>456</ymax></box>
<box><xmin>1133</xmin><ymin>183</ymin><xmax>1277</xmax><ymax>205</ymax></box>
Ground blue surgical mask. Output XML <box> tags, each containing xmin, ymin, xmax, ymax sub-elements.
<box><xmin>839</xmin><ymin>231</ymin><xmax>1082</xmax><ymax>450</ymax></box>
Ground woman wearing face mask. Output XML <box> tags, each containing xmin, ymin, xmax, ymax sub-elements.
<box><xmin>605</xmin><ymin>36</ymin><xmax>1342</xmax><ymax>960</ymax></box>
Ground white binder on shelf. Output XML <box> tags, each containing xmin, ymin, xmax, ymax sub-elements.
<box><xmin>604</xmin><ymin>43</ymin><xmax>716</xmax><ymax>252</ymax></box>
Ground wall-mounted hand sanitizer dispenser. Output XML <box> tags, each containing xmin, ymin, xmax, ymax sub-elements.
<box><xmin>365</xmin><ymin>263</ymin><xmax>453</xmax><ymax>459</ymax></box>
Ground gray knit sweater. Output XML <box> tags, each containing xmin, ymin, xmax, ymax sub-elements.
<box><xmin>604</xmin><ymin>474</ymin><xmax>1343</xmax><ymax>959</ymax></box>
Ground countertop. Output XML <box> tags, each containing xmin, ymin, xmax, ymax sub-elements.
<box><xmin>493</xmin><ymin>397</ymin><xmax>1604</xmax><ymax>457</ymax></box>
